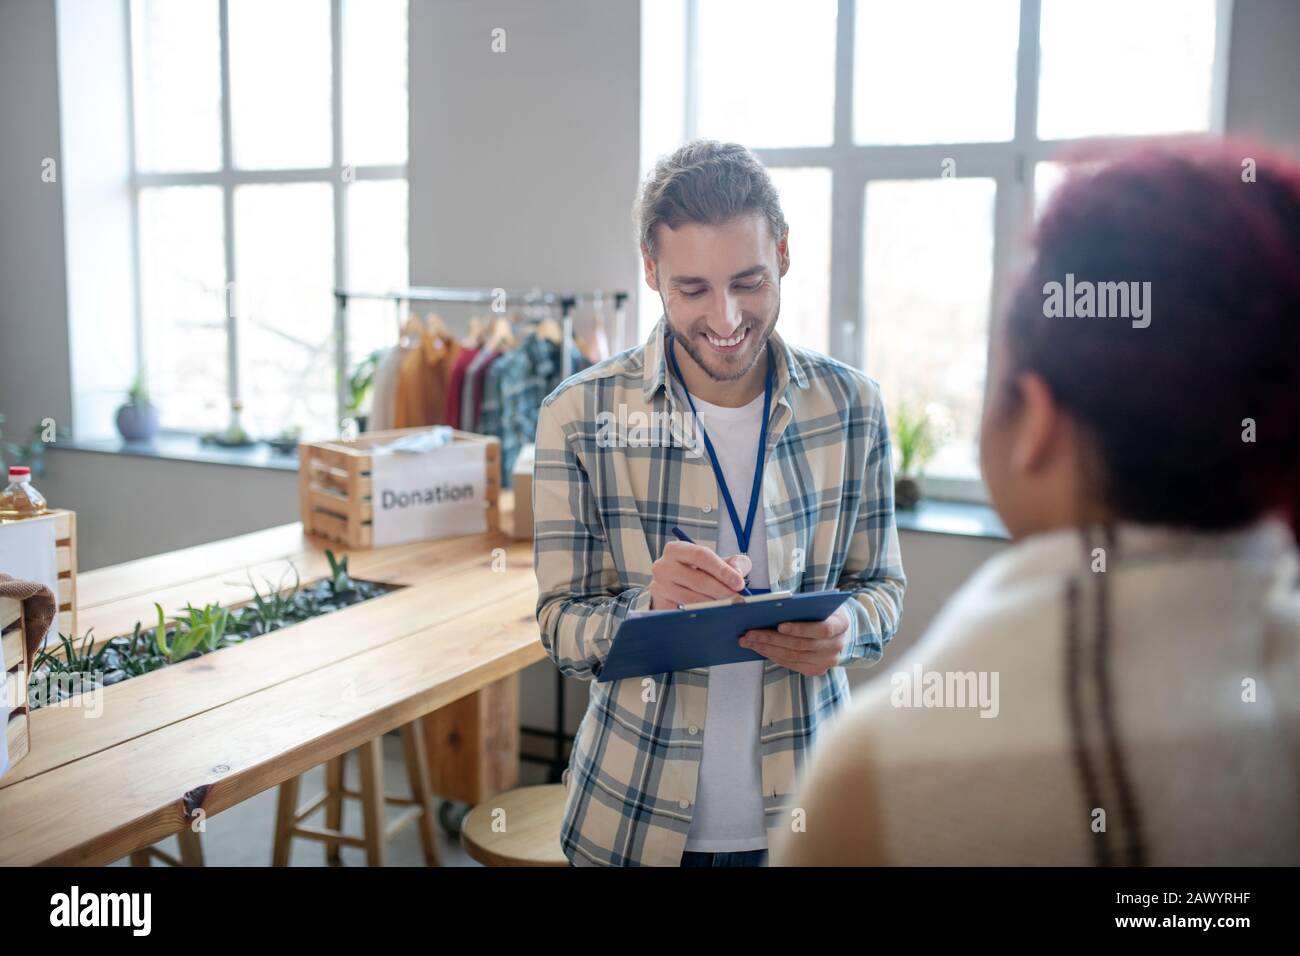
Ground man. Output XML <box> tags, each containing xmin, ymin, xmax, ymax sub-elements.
<box><xmin>533</xmin><ymin>140</ymin><xmax>906</xmax><ymax>867</ymax></box>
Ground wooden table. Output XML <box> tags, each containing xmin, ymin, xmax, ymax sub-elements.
<box><xmin>0</xmin><ymin>515</ymin><xmax>544</xmax><ymax>866</ymax></box>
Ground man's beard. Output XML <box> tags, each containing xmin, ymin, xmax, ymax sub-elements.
<box><xmin>661</xmin><ymin>294</ymin><xmax>780</xmax><ymax>384</ymax></box>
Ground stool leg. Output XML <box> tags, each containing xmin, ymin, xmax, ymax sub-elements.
<box><xmin>400</xmin><ymin>721</ymin><xmax>442</xmax><ymax>867</ymax></box>
<box><xmin>129</xmin><ymin>850</ymin><xmax>151</xmax><ymax>867</ymax></box>
<box><xmin>177</xmin><ymin>827</ymin><xmax>205</xmax><ymax>866</ymax></box>
<box><xmin>358</xmin><ymin>737</ymin><xmax>387</xmax><ymax>867</ymax></box>
<box><xmin>324</xmin><ymin>755</ymin><xmax>345</xmax><ymax>865</ymax></box>
<box><xmin>272</xmin><ymin>774</ymin><xmax>301</xmax><ymax>867</ymax></box>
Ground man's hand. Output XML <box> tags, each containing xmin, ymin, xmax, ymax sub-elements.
<box><xmin>739</xmin><ymin>606</ymin><xmax>851</xmax><ymax>677</ymax></box>
<box><xmin>650</xmin><ymin>542</ymin><xmax>752</xmax><ymax>610</ymax></box>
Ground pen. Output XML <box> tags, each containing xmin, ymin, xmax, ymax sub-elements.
<box><xmin>670</xmin><ymin>526</ymin><xmax>753</xmax><ymax>597</ymax></box>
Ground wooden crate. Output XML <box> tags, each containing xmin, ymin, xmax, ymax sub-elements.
<box><xmin>0</xmin><ymin>509</ymin><xmax>77</xmax><ymax>640</ymax></box>
<box><xmin>299</xmin><ymin>428</ymin><xmax>500</xmax><ymax>548</ymax></box>
<box><xmin>2</xmin><ymin>596</ymin><xmax>31</xmax><ymax>778</ymax></box>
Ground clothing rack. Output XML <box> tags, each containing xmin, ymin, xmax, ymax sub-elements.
<box><xmin>335</xmin><ymin>286</ymin><xmax>629</xmax><ymax>395</ymax></box>
<box><xmin>333</xmin><ymin>283</ymin><xmax>630</xmax><ymax>782</ymax></box>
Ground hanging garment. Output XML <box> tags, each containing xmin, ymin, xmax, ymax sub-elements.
<box><xmin>460</xmin><ymin>347</ymin><xmax>490</xmax><ymax>433</ymax></box>
<box><xmin>480</xmin><ymin>335</ymin><xmax>590</xmax><ymax>485</ymax></box>
<box><xmin>367</xmin><ymin>344</ymin><xmax>405</xmax><ymax>432</ymax></box>
<box><xmin>444</xmin><ymin>346</ymin><xmax>479</xmax><ymax>430</ymax></box>
<box><xmin>467</xmin><ymin>349</ymin><xmax>504</xmax><ymax>434</ymax></box>
<box><xmin>393</xmin><ymin>322</ymin><xmax>460</xmax><ymax>429</ymax></box>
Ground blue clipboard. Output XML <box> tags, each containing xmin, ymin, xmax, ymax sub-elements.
<box><xmin>597</xmin><ymin>590</ymin><xmax>853</xmax><ymax>682</ymax></box>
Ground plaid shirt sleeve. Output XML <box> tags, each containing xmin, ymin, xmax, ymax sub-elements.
<box><xmin>533</xmin><ymin>388</ymin><xmax>653</xmax><ymax>680</ymax></box>
<box><xmin>835</xmin><ymin>377</ymin><xmax>907</xmax><ymax>666</ymax></box>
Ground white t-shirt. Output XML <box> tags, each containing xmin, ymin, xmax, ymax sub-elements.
<box><xmin>683</xmin><ymin>390</ymin><xmax>770</xmax><ymax>853</ymax></box>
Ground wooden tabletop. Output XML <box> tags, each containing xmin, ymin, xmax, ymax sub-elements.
<box><xmin>0</xmin><ymin>510</ymin><xmax>544</xmax><ymax>866</ymax></box>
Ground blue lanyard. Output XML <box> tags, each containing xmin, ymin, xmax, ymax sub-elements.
<box><xmin>666</xmin><ymin>334</ymin><xmax>774</xmax><ymax>554</ymax></box>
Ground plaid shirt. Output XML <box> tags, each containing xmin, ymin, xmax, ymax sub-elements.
<box><xmin>532</xmin><ymin>318</ymin><xmax>906</xmax><ymax>866</ymax></box>
<box><xmin>479</xmin><ymin>335</ymin><xmax>588</xmax><ymax>486</ymax></box>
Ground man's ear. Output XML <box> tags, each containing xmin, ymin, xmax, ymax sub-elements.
<box><xmin>641</xmin><ymin>244</ymin><xmax>660</xmax><ymax>292</ymax></box>
<box><xmin>776</xmin><ymin>229</ymin><xmax>790</xmax><ymax>278</ymax></box>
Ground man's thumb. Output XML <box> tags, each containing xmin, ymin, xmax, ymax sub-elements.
<box><xmin>724</xmin><ymin>554</ymin><xmax>753</xmax><ymax>578</ymax></box>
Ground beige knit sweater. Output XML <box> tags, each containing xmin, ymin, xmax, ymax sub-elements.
<box><xmin>773</xmin><ymin>519</ymin><xmax>1300</xmax><ymax>866</ymax></box>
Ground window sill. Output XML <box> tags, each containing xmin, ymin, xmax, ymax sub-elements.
<box><xmin>49</xmin><ymin>432</ymin><xmax>300</xmax><ymax>473</ymax></box>
<box><xmin>895</xmin><ymin>498</ymin><xmax>1009</xmax><ymax>541</ymax></box>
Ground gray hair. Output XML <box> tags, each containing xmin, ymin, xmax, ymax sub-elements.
<box><xmin>635</xmin><ymin>140</ymin><xmax>788</xmax><ymax>260</ymax></box>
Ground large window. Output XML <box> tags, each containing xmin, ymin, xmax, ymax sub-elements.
<box><xmin>641</xmin><ymin>0</ymin><xmax>1228</xmax><ymax>490</ymax></box>
<box><xmin>129</xmin><ymin>0</ymin><xmax>408</xmax><ymax>439</ymax></box>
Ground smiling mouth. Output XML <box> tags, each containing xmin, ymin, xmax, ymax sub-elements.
<box><xmin>702</xmin><ymin>326</ymin><xmax>749</xmax><ymax>352</ymax></box>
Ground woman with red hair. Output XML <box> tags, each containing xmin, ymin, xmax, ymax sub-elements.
<box><xmin>775</xmin><ymin>140</ymin><xmax>1300</xmax><ymax>866</ymax></box>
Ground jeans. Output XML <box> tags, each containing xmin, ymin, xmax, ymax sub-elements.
<box><xmin>679</xmin><ymin>849</ymin><xmax>769</xmax><ymax>867</ymax></box>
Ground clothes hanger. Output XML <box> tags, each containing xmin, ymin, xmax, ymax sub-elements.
<box><xmin>424</xmin><ymin>312</ymin><xmax>451</xmax><ymax>340</ymax></box>
<box><xmin>485</xmin><ymin>315</ymin><xmax>516</xmax><ymax>351</ymax></box>
<box><xmin>400</xmin><ymin>312</ymin><xmax>424</xmax><ymax>347</ymax></box>
<box><xmin>465</xmin><ymin>315</ymin><xmax>487</xmax><ymax>348</ymax></box>
<box><xmin>536</xmin><ymin>311</ymin><xmax>563</xmax><ymax>345</ymax></box>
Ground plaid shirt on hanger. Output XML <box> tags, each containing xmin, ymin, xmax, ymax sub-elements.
<box><xmin>532</xmin><ymin>317</ymin><xmax>907</xmax><ymax>866</ymax></box>
<box><xmin>479</xmin><ymin>335</ymin><xmax>588</xmax><ymax>485</ymax></box>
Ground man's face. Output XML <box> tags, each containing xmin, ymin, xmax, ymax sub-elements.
<box><xmin>643</xmin><ymin>213</ymin><xmax>790</xmax><ymax>382</ymax></box>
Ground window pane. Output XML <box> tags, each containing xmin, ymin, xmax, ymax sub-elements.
<box><xmin>863</xmin><ymin>178</ymin><xmax>996</xmax><ymax>480</ymax></box>
<box><xmin>345</xmin><ymin>179</ymin><xmax>409</xmax><ymax>370</ymax></box>
<box><xmin>229</xmin><ymin>0</ymin><xmax>332</xmax><ymax>169</ymax></box>
<box><xmin>342</xmin><ymin>0</ymin><xmax>408</xmax><ymax>166</ymax></box>
<box><xmin>137</xmin><ymin>187</ymin><xmax>229</xmax><ymax>430</ymax></box>
<box><xmin>1034</xmin><ymin>160</ymin><xmax>1068</xmax><ymax>218</ymax></box>
<box><xmin>1038</xmin><ymin>0</ymin><xmax>1218</xmax><ymax>140</ymax></box>
<box><xmin>696</xmin><ymin>0</ymin><xmax>836</xmax><ymax>148</ymax></box>
<box><xmin>130</xmin><ymin>0</ymin><xmax>222</xmax><ymax>172</ymax></box>
<box><xmin>855</xmin><ymin>0</ymin><xmax>1019</xmax><ymax>145</ymax></box>
<box><xmin>234</xmin><ymin>184</ymin><xmax>335</xmax><ymax>438</ymax></box>
<box><xmin>768</xmin><ymin>168</ymin><xmax>831</xmax><ymax>353</ymax></box>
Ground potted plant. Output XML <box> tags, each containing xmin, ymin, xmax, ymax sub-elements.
<box><xmin>115</xmin><ymin>373</ymin><xmax>160</xmax><ymax>442</ymax></box>
<box><xmin>892</xmin><ymin>403</ymin><xmax>938</xmax><ymax>510</ymax></box>
<box><xmin>343</xmin><ymin>349</ymin><xmax>383</xmax><ymax>433</ymax></box>
<box><xmin>202</xmin><ymin>399</ymin><xmax>256</xmax><ymax>448</ymax></box>
<box><xmin>267</xmin><ymin>424</ymin><xmax>303</xmax><ymax>455</ymax></box>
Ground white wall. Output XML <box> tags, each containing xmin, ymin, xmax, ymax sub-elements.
<box><xmin>408</xmin><ymin>0</ymin><xmax>642</xmax><ymax>328</ymax></box>
<box><xmin>0</xmin><ymin>0</ymin><xmax>72</xmax><ymax>441</ymax></box>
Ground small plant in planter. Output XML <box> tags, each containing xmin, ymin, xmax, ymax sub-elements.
<box><xmin>26</xmin><ymin>549</ymin><xmax>396</xmax><ymax>709</ymax></box>
<box><xmin>344</xmin><ymin>348</ymin><xmax>383</xmax><ymax>433</ymax></box>
<box><xmin>115</xmin><ymin>373</ymin><xmax>160</xmax><ymax>442</ymax></box>
<box><xmin>202</xmin><ymin>399</ymin><xmax>256</xmax><ymax>448</ymax></box>
<box><xmin>266</xmin><ymin>424</ymin><xmax>303</xmax><ymax>455</ymax></box>
<box><xmin>892</xmin><ymin>403</ymin><xmax>938</xmax><ymax>510</ymax></box>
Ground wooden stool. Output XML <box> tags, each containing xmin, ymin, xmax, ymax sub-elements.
<box><xmin>272</xmin><ymin>722</ymin><xmax>440</xmax><ymax>866</ymax></box>
<box><xmin>129</xmin><ymin>829</ymin><xmax>204</xmax><ymax>867</ymax></box>
<box><xmin>460</xmin><ymin>784</ymin><xmax>568</xmax><ymax>867</ymax></box>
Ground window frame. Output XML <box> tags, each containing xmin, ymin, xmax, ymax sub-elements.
<box><xmin>671</xmin><ymin>0</ymin><xmax>1234</xmax><ymax>501</ymax></box>
<box><xmin>125</xmin><ymin>0</ymin><xmax>409</xmax><ymax>432</ymax></box>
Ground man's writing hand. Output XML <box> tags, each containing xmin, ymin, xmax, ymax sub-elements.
<box><xmin>650</xmin><ymin>542</ymin><xmax>752</xmax><ymax>610</ymax></box>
